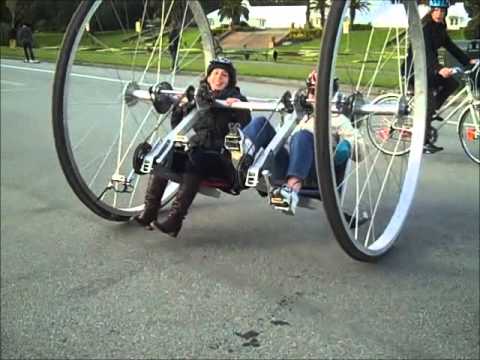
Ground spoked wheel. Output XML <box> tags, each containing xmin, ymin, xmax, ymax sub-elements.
<box><xmin>458</xmin><ymin>107</ymin><xmax>480</xmax><ymax>164</ymax></box>
<box><xmin>316</xmin><ymin>0</ymin><xmax>427</xmax><ymax>261</ymax></box>
<box><xmin>52</xmin><ymin>0</ymin><xmax>215</xmax><ymax>221</ymax></box>
<box><xmin>366</xmin><ymin>94</ymin><xmax>413</xmax><ymax>156</ymax></box>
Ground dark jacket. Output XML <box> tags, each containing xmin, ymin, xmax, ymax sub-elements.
<box><xmin>423</xmin><ymin>17</ymin><xmax>471</xmax><ymax>79</ymax></box>
<box><xmin>17</xmin><ymin>25</ymin><xmax>33</xmax><ymax>45</ymax></box>
<box><xmin>171</xmin><ymin>81</ymin><xmax>251</xmax><ymax>151</ymax></box>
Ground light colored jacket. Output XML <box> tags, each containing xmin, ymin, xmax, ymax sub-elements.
<box><xmin>293</xmin><ymin>113</ymin><xmax>367</xmax><ymax>162</ymax></box>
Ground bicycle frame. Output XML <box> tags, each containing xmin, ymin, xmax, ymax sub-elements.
<box><xmin>435</xmin><ymin>71</ymin><xmax>480</xmax><ymax>133</ymax></box>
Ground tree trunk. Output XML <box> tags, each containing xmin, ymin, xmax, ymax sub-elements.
<box><xmin>350</xmin><ymin>6</ymin><xmax>356</xmax><ymax>26</ymax></box>
<box><xmin>305</xmin><ymin>0</ymin><xmax>311</xmax><ymax>29</ymax></box>
<box><xmin>6</xmin><ymin>0</ymin><xmax>17</xmax><ymax>28</ymax></box>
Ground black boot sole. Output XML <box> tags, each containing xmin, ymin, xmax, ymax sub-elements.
<box><xmin>151</xmin><ymin>221</ymin><xmax>180</xmax><ymax>238</ymax></box>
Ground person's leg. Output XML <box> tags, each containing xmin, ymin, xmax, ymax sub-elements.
<box><xmin>424</xmin><ymin>76</ymin><xmax>447</xmax><ymax>153</ymax></box>
<box><xmin>270</xmin><ymin>130</ymin><xmax>313</xmax><ymax>215</ymax></box>
<box><xmin>242</xmin><ymin>116</ymin><xmax>276</xmax><ymax>152</ymax></box>
<box><xmin>23</xmin><ymin>43</ymin><xmax>30</xmax><ymax>61</ymax></box>
<box><xmin>132</xmin><ymin>167</ymin><xmax>169</xmax><ymax>227</ymax></box>
<box><xmin>153</xmin><ymin>170</ymin><xmax>201</xmax><ymax>237</ymax></box>
<box><xmin>152</xmin><ymin>149</ymin><xmax>206</xmax><ymax>237</ymax></box>
<box><xmin>434</xmin><ymin>76</ymin><xmax>459</xmax><ymax>111</ymax></box>
<box><xmin>286</xmin><ymin>130</ymin><xmax>314</xmax><ymax>188</ymax></box>
<box><xmin>27</xmin><ymin>43</ymin><xmax>36</xmax><ymax>61</ymax></box>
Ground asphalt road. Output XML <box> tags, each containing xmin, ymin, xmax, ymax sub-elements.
<box><xmin>1</xmin><ymin>58</ymin><xmax>479</xmax><ymax>359</ymax></box>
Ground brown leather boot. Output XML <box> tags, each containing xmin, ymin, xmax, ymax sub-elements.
<box><xmin>152</xmin><ymin>173</ymin><xmax>202</xmax><ymax>237</ymax></box>
<box><xmin>132</xmin><ymin>173</ymin><xmax>168</xmax><ymax>229</ymax></box>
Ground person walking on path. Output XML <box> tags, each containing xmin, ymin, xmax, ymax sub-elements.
<box><xmin>18</xmin><ymin>24</ymin><xmax>39</xmax><ymax>63</ymax></box>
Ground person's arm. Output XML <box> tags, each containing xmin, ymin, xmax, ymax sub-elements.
<box><xmin>224</xmin><ymin>87</ymin><xmax>251</xmax><ymax>127</ymax></box>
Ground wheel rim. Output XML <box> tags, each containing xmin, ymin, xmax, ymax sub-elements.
<box><xmin>459</xmin><ymin>108</ymin><xmax>480</xmax><ymax>164</ymax></box>
<box><xmin>53</xmin><ymin>0</ymin><xmax>215</xmax><ymax>220</ymax></box>
<box><xmin>316</xmin><ymin>0</ymin><xmax>427</xmax><ymax>260</ymax></box>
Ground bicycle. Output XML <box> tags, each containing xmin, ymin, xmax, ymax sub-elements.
<box><xmin>367</xmin><ymin>61</ymin><xmax>480</xmax><ymax>163</ymax></box>
<box><xmin>52</xmin><ymin>0</ymin><xmax>428</xmax><ymax>262</ymax></box>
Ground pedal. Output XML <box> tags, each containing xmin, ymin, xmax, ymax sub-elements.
<box><xmin>110</xmin><ymin>173</ymin><xmax>134</xmax><ymax>193</ymax></box>
<box><xmin>269</xmin><ymin>186</ymin><xmax>298</xmax><ymax>216</ymax></box>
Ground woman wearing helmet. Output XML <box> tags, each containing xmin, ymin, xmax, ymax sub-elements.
<box><xmin>241</xmin><ymin>69</ymin><xmax>365</xmax><ymax>216</ymax></box>
<box><xmin>421</xmin><ymin>0</ymin><xmax>478</xmax><ymax>154</ymax></box>
<box><xmin>133</xmin><ymin>57</ymin><xmax>251</xmax><ymax>237</ymax></box>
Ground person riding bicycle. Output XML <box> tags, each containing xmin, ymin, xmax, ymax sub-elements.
<box><xmin>133</xmin><ymin>57</ymin><xmax>251</xmax><ymax>237</ymax></box>
<box><xmin>421</xmin><ymin>0</ymin><xmax>478</xmax><ymax>154</ymax></box>
<box><xmin>242</xmin><ymin>69</ymin><xmax>366</xmax><ymax>216</ymax></box>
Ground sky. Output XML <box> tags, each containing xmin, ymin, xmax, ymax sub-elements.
<box><xmin>350</xmin><ymin>0</ymin><xmax>470</xmax><ymax>24</ymax></box>
<box><xmin>209</xmin><ymin>1</ymin><xmax>470</xmax><ymax>28</ymax></box>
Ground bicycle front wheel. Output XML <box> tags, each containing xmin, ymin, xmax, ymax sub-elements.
<box><xmin>52</xmin><ymin>0</ymin><xmax>215</xmax><ymax>221</ymax></box>
<box><xmin>458</xmin><ymin>107</ymin><xmax>480</xmax><ymax>164</ymax></box>
<box><xmin>366</xmin><ymin>94</ymin><xmax>413</xmax><ymax>156</ymax></box>
<box><xmin>315</xmin><ymin>0</ymin><xmax>427</xmax><ymax>261</ymax></box>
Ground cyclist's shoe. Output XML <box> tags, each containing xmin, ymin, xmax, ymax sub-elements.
<box><xmin>270</xmin><ymin>185</ymin><xmax>299</xmax><ymax>216</ymax></box>
<box><xmin>423</xmin><ymin>143</ymin><xmax>444</xmax><ymax>154</ymax></box>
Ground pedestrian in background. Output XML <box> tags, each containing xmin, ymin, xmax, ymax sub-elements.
<box><xmin>18</xmin><ymin>23</ymin><xmax>39</xmax><ymax>63</ymax></box>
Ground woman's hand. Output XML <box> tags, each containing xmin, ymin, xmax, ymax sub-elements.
<box><xmin>225</xmin><ymin>97</ymin><xmax>240</xmax><ymax>106</ymax></box>
<box><xmin>438</xmin><ymin>67</ymin><xmax>454</xmax><ymax>78</ymax></box>
<box><xmin>470</xmin><ymin>59</ymin><xmax>479</xmax><ymax>65</ymax></box>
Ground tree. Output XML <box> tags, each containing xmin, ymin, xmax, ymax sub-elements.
<box><xmin>349</xmin><ymin>0</ymin><xmax>370</xmax><ymax>25</ymax></box>
<box><xmin>311</xmin><ymin>0</ymin><xmax>330</xmax><ymax>29</ymax></box>
<box><xmin>218</xmin><ymin>0</ymin><xmax>249</xmax><ymax>28</ymax></box>
<box><xmin>464</xmin><ymin>0</ymin><xmax>480</xmax><ymax>17</ymax></box>
<box><xmin>305</xmin><ymin>0</ymin><xmax>312</xmax><ymax>29</ymax></box>
<box><xmin>463</xmin><ymin>0</ymin><xmax>480</xmax><ymax>39</ymax></box>
<box><xmin>5</xmin><ymin>0</ymin><xmax>17</xmax><ymax>27</ymax></box>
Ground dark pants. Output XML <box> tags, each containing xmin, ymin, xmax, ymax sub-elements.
<box><xmin>23</xmin><ymin>42</ymin><xmax>35</xmax><ymax>61</ymax></box>
<box><xmin>426</xmin><ymin>75</ymin><xmax>459</xmax><ymax>143</ymax></box>
<box><xmin>184</xmin><ymin>149</ymin><xmax>235</xmax><ymax>184</ymax></box>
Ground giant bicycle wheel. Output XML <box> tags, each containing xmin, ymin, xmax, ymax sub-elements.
<box><xmin>316</xmin><ymin>0</ymin><xmax>427</xmax><ymax>261</ymax></box>
<box><xmin>52</xmin><ymin>0</ymin><xmax>215</xmax><ymax>221</ymax></box>
<box><xmin>458</xmin><ymin>107</ymin><xmax>480</xmax><ymax>164</ymax></box>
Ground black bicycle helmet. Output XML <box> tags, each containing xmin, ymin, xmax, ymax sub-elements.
<box><xmin>206</xmin><ymin>57</ymin><xmax>237</xmax><ymax>87</ymax></box>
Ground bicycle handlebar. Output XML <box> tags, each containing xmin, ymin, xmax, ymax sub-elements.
<box><xmin>452</xmin><ymin>59</ymin><xmax>480</xmax><ymax>76</ymax></box>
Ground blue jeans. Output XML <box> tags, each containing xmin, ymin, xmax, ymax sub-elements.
<box><xmin>284</xmin><ymin>130</ymin><xmax>352</xmax><ymax>182</ymax></box>
<box><xmin>242</xmin><ymin>116</ymin><xmax>276</xmax><ymax>151</ymax></box>
<box><xmin>243</xmin><ymin>117</ymin><xmax>351</xmax><ymax>182</ymax></box>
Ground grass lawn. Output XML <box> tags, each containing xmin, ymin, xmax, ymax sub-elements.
<box><xmin>1</xmin><ymin>28</ymin><xmax>467</xmax><ymax>88</ymax></box>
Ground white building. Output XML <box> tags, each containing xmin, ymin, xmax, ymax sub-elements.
<box><xmin>208</xmin><ymin>1</ymin><xmax>470</xmax><ymax>31</ymax></box>
<box><xmin>207</xmin><ymin>2</ymin><xmax>324</xmax><ymax>30</ymax></box>
<box><xmin>445</xmin><ymin>2</ymin><xmax>470</xmax><ymax>30</ymax></box>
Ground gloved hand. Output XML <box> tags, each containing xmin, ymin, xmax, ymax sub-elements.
<box><xmin>195</xmin><ymin>80</ymin><xmax>214</xmax><ymax>111</ymax></box>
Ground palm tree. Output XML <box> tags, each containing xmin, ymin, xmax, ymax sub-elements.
<box><xmin>305</xmin><ymin>0</ymin><xmax>312</xmax><ymax>29</ymax></box>
<box><xmin>349</xmin><ymin>0</ymin><xmax>370</xmax><ymax>25</ymax></box>
<box><xmin>218</xmin><ymin>0</ymin><xmax>249</xmax><ymax>29</ymax></box>
<box><xmin>311</xmin><ymin>0</ymin><xmax>330</xmax><ymax>29</ymax></box>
